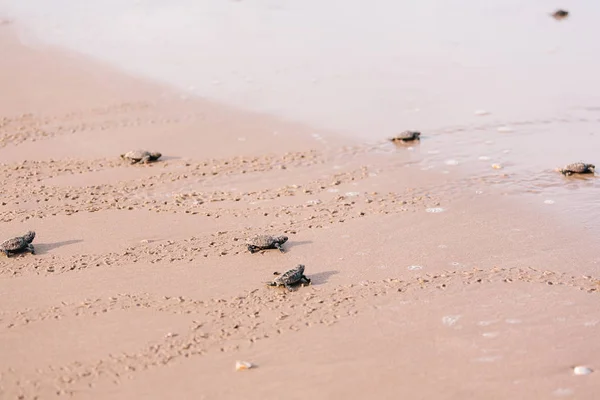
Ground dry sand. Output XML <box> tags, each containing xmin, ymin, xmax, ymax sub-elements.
<box><xmin>1</xmin><ymin>26</ymin><xmax>600</xmax><ymax>399</ymax></box>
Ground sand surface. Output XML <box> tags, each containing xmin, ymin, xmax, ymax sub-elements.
<box><xmin>1</xmin><ymin>25</ymin><xmax>600</xmax><ymax>399</ymax></box>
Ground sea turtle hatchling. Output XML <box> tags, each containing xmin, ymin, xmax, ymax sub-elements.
<box><xmin>389</xmin><ymin>131</ymin><xmax>421</xmax><ymax>143</ymax></box>
<box><xmin>246</xmin><ymin>234</ymin><xmax>288</xmax><ymax>253</ymax></box>
<box><xmin>0</xmin><ymin>231</ymin><xmax>35</xmax><ymax>257</ymax></box>
<box><xmin>268</xmin><ymin>264</ymin><xmax>311</xmax><ymax>291</ymax></box>
<box><xmin>558</xmin><ymin>162</ymin><xmax>595</xmax><ymax>176</ymax></box>
<box><xmin>551</xmin><ymin>9</ymin><xmax>569</xmax><ymax>20</ymax></box>
<box><xmin>120</xmin><ymin>150</ymin><xmax>162</xmax><ymax>164</ymax></box>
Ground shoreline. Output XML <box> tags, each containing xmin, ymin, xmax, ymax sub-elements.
<box><xmin>1</xmin><ymin>23</ymin><xmax>600</xmax><ymax>400</ymax></box>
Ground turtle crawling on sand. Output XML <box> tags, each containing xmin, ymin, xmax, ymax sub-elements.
<box><xmin>268</xmin><ymin>264</ymin><xmax>311</xmax><ymax>291</ymax></box>
<box><xmin>558</xmin><ymin>162</ymin><xmax>595</xmax><ymax>176</ymax></box>
<box><xmin>120</xmin><ymin>150</ymin><xmax>162</xmax><ymax>164</ymax></box>
<box><xmin>551</xmin><ymin>9</ymin><xmax>569</xmax><ymax>20</ymax></box>
<box><xmin>389</xmin><ymin>131</ymin><xmax>421</xmax><ymax>143</ymax></box>
<box><xmin>0</xmin><ymin>231</ymin><xmax>35</xmax><ymax>257</ymax></box>
<box><xmin>246</xmin><ymin>234</ymin><xmax>288</xmax><ymax>254</ymax></box>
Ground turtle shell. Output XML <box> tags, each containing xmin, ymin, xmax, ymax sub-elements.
<box><xmin>562</xmin><ymin>163</ymin><xmax>595</xmax><ymax>174</ymax></box>
<box><xmin>247</xmin><ymin>234</ymin><xmax>275</xmax><ymax>247</ymax></box>
<box><xmin>247</xmin><ymin>234</ymin><xmax>287</xmax><ymax>247</ymax></box>
<box><xmin>123</xmin><ymin>150</ymin><xmax>150</xmax><ymax>160</ymax></box>
<box><xmin>274</xmin><ymin>264</ymin><xmax>305</xmax><ymax>286</ymax></box>
<box><xmin>0</xmin><ymin>236</ymin><xmax>28</xmax><ymax>252</ymax></box>
<box><xmin>391</xmin><ymin>131</ymin><xmax>421</xmax><ymax>141</ymax></box>
<box><xmin>552</xmin><ymin>10</ymin><xmax>569</xmax><ymax>19</ymax></box>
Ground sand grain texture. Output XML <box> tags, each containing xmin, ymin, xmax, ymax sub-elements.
<box><xmin>1</xmin><ymin>27</ymin><xmax>600</xmax><ymax>400</ymax></box>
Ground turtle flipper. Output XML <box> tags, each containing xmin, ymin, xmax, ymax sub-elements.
<box><xmin>301</xmin><ymin>275</ymin><xmax>311</xmax><ymax>285</ymax></box>
<box><xmin>28</xmin><ymin>244</ymin><xmax>35</xmax><ymax>255</ymax></box>
<box><xmin>140</xmin><ymin>155</ymin><xmax>151</xmax><ymax>164</ymax></box>
<box><xmin>285</xmin><ymin>284</ymin><xmax>294</xmax><ymax>292</ymax></box>
<box><xmin>247</xmin><ymin>245</ymin><xmax>260</xmax><ymax>254</ymax></box>
<box><xmin>275</xmin><ymin>243</ymin><xmax>285</xmax><ymax>253</ymax></box>
<box><xmin>3</xmin><ymin>250</ymin><xmax>10</xmax><ymax>257</ymax></box>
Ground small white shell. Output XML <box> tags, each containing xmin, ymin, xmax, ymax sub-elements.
<box><xmin>497</xmin><ymin>126</ymin><xmax>513</xmax><ymax>133</ymax></box>
<box><xmin>482</xmin><ymin>332</ymin><xmax>500</xmax><ymax>338</ymax></box>
<box><xmin>474</xmin><ymin>110</ymin><xmax>490</xmax><ymax>116</ymax></box>
<box><xmin>235</xmin><ymin>361</ymin><xmax>254</xmax><ymax>371</ymax></box>
<box><xmin>573</xmin><ymin>366</ymin><xmax>593</xmax><ymax>376</ymax></box>
<box><xmin>442</xmin><ymin>315</ymin><xmax>461</xmax><ymax>327</ymax></box>
<box><xmin>426</xmin><ymin>207</ymin><xmax>445</xmax><ymax>213</ymax></box>
<box><xmin>492</xmin><ymin>164</ymin><xmax>503</xmax><ymax>170</ymax></box>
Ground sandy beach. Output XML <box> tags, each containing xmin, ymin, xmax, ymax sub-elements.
<box><xmin>1</xmin><ymin>11</ymin><xmax>600</xmax><ymax>400</ymax></box>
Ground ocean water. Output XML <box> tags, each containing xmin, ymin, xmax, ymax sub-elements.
<box><xmin>2</xmin><ymin>0</ymin><xmax>600</xmax><ymax>229</ymax></box>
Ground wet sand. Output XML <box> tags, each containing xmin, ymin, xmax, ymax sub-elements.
<box><xmin>1</xmin><ymin>25</ymin><xmax>600</xmax><ymax>400</ymax></box>
<box><xmin>3</xmin><ymin>1</ymin><xmax>600</xmax><ymax>231</ymax></box>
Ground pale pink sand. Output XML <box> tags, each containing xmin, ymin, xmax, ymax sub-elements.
<box><xmin>1</xmin><ymin>26</ymin><xmax>599</xmax><ymax>400</ymax></box>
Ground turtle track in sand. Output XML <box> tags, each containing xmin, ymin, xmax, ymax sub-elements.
<box><xmin>1</xmin><ymin>266</ymin><xmax>599</xmax><ymax>398</ymax></box>
<box><xmin>2</xmin><ymin>97</ymin><xmax>598</xmax><ymax>399</ymax></box>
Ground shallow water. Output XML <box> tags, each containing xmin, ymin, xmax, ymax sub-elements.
<box><xmin>2</xmin><ymin>0</ymin><xmax>600</xmax><ymax>230</ymax></box>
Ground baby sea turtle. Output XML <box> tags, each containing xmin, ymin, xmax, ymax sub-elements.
<box><xmin>558</xmin><ymin>162</ymin><xmax>595</xmax><ymax>176</ymax></box>
<box><xmin>0</xmin><ymin>231</ymin><xmax>35</xmax><ymax>257</ymax></box>
<box><xmin>246</xmin><ymin>234</ymin><xmax>288</xmax><ymax>253</ymax></box>
<box><xmin>120</xmin><ymin>150</ymin><xmax>162</xmax><ymax>164</ymax></box>
<box><xmin>389</xmin><ymin>131</ymin><xmax>421</xmax><ymax>143</ymax></box>
<box><xmin>268</xmin><ymin>264</ymin><xmax>311</xmax><ymax>291</ymax></box>
<box><xmin>551</xmin><ymin>9</ymin><xmax>569</xmax><ymax>20</ymax></box>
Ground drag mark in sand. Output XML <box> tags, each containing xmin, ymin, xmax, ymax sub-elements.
<box><xmin>0</xmin><ymin>102</ymin><xmax>162</xmax><ymax>147</ymax></box>
<box><xmin>1</xmin><ymin>266</ymin><xmax>599</xmax><ymax>396</ymax></box>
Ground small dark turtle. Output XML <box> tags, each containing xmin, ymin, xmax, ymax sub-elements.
<box><xmin>246</xmin><ymin>234</ymin><xmax>288</xmax><ymax>254</ymax></box>
<box><xmin>389</xmin><ymin>131</ymin><xmax>421</xmax><ymax>143</ymax></box>
<box><xmin>551</xmin><ymin>9</ymin><xmax>569</xmax><ymax>20</ymax></box>
<box><xmin>0</xmin><ymin>231</ymin><xmax>35</xmax><ymax>257</ymax></box>
<box><xmin>268</xmin><ymin>264</ymin><xmax>311</xmax><ymax>291</ymax></box>
<box><xmin>558</xmin><ymin>163</ymin><xmax>595</xmax><ymax>176</ymax></box>
<box><xmin>120</xmin><ymin>150</ymin><xmax>162</xmax><ymax>164</ymax></box>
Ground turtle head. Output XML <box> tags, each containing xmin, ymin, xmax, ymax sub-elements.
<box><xmin>296</xmin><ymin>264</ymin><xmax>305</xmax><ymax>274</ymax></box>
<box><xmin>589</xmin><ymin>164</ymin><xmax>596</xmax><ymax>171</ymax></box>
<box><xmin>23</xmin><ymin>231</ymin><xmax>35</xmax><ymax>243</ymax></box>
<box><xmin>150</xmin><ymin>152</ymin><xmax>162</xmax><ymax>160</ymax></box>
<box><xmin>276</xmin><ymin>235</ymin><xmax>288</xmax><ymax>244</ymax></box>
